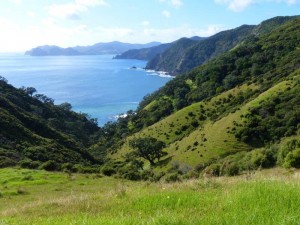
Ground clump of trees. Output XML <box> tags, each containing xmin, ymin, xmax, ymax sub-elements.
<box><xmin>129</xmin><ymin>137</ymin><xmax>167</xmax><ymax>166</ymax></box>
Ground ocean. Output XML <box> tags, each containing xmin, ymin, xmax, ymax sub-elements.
<box><xmin>0</xmin><ymin>54</ymin><xmax>172</xmax><ymax>126</ymax></box>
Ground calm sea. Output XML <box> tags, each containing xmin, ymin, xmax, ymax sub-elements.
<box><xmin>0</xmin><ymin>54</ymin><xmax>172</xmax><ymax>126</ymax></box>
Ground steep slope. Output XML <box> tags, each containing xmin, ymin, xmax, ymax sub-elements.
<box><xmin>113</xmin><ymin>37</ymin><xmax>205</xmax><ymax>61</ymax></box>
<box><xmin>97</xmin><ymin>16</ymin><xmax>300</xmax><ymax>177</ymax></box>
<box><xmin>0</xmin><ymin>78</ymin><xmax>100</xmax><ymax>169</ymax></box>
<box><xmin>146</xmin><ymin>38</ymin><xmax>201</xmax><ymax>74</ymax></box>
<box><xmin>113</xmin><ymin>43</ymin><xmax>172</xmax><ymax>60</ymax></box>
<box><xmin>146</xmin><ymin>16</ymin><xmax>299</xmax><ymax>75</ymax></box>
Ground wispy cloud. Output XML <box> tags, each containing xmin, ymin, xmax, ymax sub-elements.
<box><xmin>47</xmin><ymin>0</ymin><xmax>107</xmax><ymax>19</ymax></box>
<box><xmin>158</xmin><ymin>0</ymin><xmax>183</xmax><ymax>8</ymax></box>
<box><xmin>141</xmin><ymin>21</ymin><xmax>150</xmax><ymax>26</ymax></box>
<box><xmin>162</xmin><ymin>10</ymin><xmax>171</xmax><ymax>18</ymax></box>
<box><xmin>215</xmin><ymin>0</ymin><xmax>299</xmax><ymax>12</ymax></box>
<box><xmin>10</xmin><ymin>0</ymin><xmax>22</xmax><ymax>5</ymax></box>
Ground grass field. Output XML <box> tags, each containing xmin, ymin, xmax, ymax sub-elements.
<box><xmin>1</xmin><ymin>168</ymin><xmax>300</xmax><ymax>224</ymax></box>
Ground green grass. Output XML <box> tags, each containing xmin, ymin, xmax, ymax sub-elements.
<box><xmin>2</xmin><ymin>168</ymin><xmax>300</xmax><ymax>224</ymax></box>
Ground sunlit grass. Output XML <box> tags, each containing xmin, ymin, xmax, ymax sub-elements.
<box><xmin>1</xmin><ymin>168</ymin><xmax>300</xmax><ymax>224</ymax></box>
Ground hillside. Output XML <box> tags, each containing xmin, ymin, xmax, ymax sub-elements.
<box><xmin>0</xmin><ymin>78</ymin><xmax>100</xmax><ymax>170</ymax></box>
<box><xmin>95</xmin><ymin>16</ymin><xmax>300</xmax><ymax>179</ymax></box>
<box><xmin>113</xmin><ymin>42</ymin><xmax>172</xmax><ymax>60</ymax></box>
<box><xmin>146</xmin><ymin>16</ymin><xmax>299</xmax><ymax>75</ymax></box>
<box><xmin>25</xmin><ymin>41</ymin><xmax>161</xmax><ymax>56</ymax></box>
<box><xmin>113</xmin><ymin>36</ymin><xmax>205</xmax><ymax>61</ymax></box>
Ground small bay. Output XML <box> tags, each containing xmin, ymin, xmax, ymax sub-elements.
<box><xmin>0</xmin><ymin>54</ymin><xmax>171</xmax><ymax>126</ymax></box>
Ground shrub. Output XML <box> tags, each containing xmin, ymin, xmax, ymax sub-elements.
<box><xmin>220</xmin><ymin>161</ymin><xmax>239</xmax><ymax>176</ymax></box>
<box><xmin>0</xmin><ymin>157</ymin><xmax>17</xmax><ymax>168</ymax></box>
<box><xmin>203</xmin><ymin>163</ymin><xmax>221</xmax><ymax>177</ymax></box>
<box><xmin>277</xmin><ymin>139</ymin><xmax>300</xmax><ymax>167</ymax></box>
<box><xmin>39</xmin><ymin>160</ymin><xmax>59</xmax><ymax>171</ymax></box>
<box><xmin>283</xmin><ymin>149</ymin><xmax>300</xmax><ymax>168</ymax></box>
<box><xmin>101</xmin><ymin>165</ymin><xmax>117</xmax><ymax>176</ymax></box>
<box><xmin>165</xmin><ymin>172</ymin><xmax>181</xmax><ymax>183</ymax></box>
<box><xmin>19</xmin><ymin>159</ymin><xmax>40</xmax><ymax>169</ymax></box>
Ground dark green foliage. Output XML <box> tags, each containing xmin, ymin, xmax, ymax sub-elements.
<box><xmin>20</xmin><ymin>159</ymin><xmax>40</xmax><ymax>169</ymax></box>
<box><xmin>39</xmin><ymin>160</ymin><xmax>59</xmax><ymax>171</ymax></box>
<box><xmin>235</xmin><ymin>81</ymin><xmax>300</xmax><ymax>145</ymax></box>
<box><xmin>129</xmin><ymin>137</ymin><xmax>167</xmax><ymax>165</ymax></box>
<box><xmin>165</xmin><ymin>172</ymin><xmax>181</xmax><ymax>183</ymax></box>
<box><xmin>278</xmin><ymin>139</ymin><xmax>300</xmax><ymax>168</ymax></box>
<box><xmin>0</xmin><ymin>80</ymin><xmax>100</xmax><ymax>170</ymax></box>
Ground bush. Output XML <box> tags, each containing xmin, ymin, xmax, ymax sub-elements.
<box><xmin>220</xmin><ymin>161</ymin><xmax>239</xmax><ymax>176</ymax></box>
<box><xmin>203</xmin><ymin>163</ymin><xmax>221</xmax><ymax>177</ymax></box>
<box><xmin>165</xmin><ymin>172</ymin><xmax>181</xmax><ymax>183</ymax></box>
<box><xmin>101</xmin><ymin>165</ymin><xmax>117</xmax><ymax>176</ymax></box>
<box><xmin>19</xmin><ymin>159</ymin><xmax>40</xmax><ymax>169</ymax></box>
<box><xmin>39</xmin><ymin>160</ymin><xmax>59</xmax><ymax>171</ymax></box>
<box><xmin>283</xmin><ymin>149</ymin><xmax>300</xmax><ymax>168</ymax></box>
<box><xmin>277</xmin><ymin>139</ymin><xmax>300</xmax><ymax>167</ymax></box>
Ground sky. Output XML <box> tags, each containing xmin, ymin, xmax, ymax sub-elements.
<box><xmin>0</xmin><ymin>0</ymin><xmax>299</xmax><ymax>52</ymax></box>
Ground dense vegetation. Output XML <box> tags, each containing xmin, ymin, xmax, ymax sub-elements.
<box><xmin>0</xmin><ymin>77</ymin><xmax>100</xmax><ymax>170</ymax></box>
<box><xmin>146</xmin><ymin>16</ymin><xmax>298</xmax><ymax>75</ymax></box>
<box><xmin>92</xmin><ymin>15</ymin><xmax>300</xmax><ymax>180</ymax></box>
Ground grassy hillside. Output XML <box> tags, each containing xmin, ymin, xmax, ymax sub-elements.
<box><xmin>94</xmin><ymin>16</ymin><xmax>300</xmax><ymax>179</ymax></box>
<box><xmin>2</xmin><ymin>168</ymin><xmax>300</xmax><ymax>224</ymax></box>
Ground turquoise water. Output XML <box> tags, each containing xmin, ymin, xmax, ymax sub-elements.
<box><xmin>0</xmin><ymin>54</ymin><xmax>171</xmax><ymax>126</ymax></box>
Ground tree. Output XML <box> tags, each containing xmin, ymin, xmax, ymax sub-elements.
<box><xmin>129</xmin><ymin>137</ymin><xmax>167</xmax><ymax>166</ymax></box>
<box><xmin>59</xmin><ymin>102</ymin><xmax>72</xmax><ymax>111</ymax></box>
<box><xmin>34</xmin><ymin>94</ymin><xmax>54</xmax><ymax>105</ymax></box>
<box><xmin>0</xmin><ymin>76</ymin><xmax>8</xmax><ymax>83</ymax></box>
<box><xmin>24</xmin><ymin>87</ymin><xmax>37</xmax><ymax>97</ymax></box>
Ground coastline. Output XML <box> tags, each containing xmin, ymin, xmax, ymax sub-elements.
<box><xmin>129</xmin><ymin>67</ymin><xmax>174</xmax><ymax>78</ymax></box>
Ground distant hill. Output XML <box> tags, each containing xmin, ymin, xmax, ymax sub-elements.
<box><xmin>114</xmin><ymin>36</ymin><xmax>205</xmax><ymax>61</ymax></box>
<box><xmin>113</xmin><ymin>43</ymin><xmax>172</xmax><ymax>60</ymax></box>
<box><xmin>146</xmin><ymin>16</ymin><xmax>299</xmax><ymax>75</ymax></box>
<box><xmin>25</xmin><ymin>41</ymin><xmax>161</xmax><ymax>56</ymax></box>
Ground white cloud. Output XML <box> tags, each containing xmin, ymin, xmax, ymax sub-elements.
<box><xmin>162</xmin><ymin>10</ymin><xmax>171</xmax><ymax>18</ymax></box>
<box><xmin>215</xmin><ymin>0</ymin><xmax>254</xmax><ymax>12</ymax></box>
<box><xmin>0</xmin><ymin>15</ymin><xmax>224</xmax><ymax>52</ymax></box>
<box><xmin>26</xmin><ymin>11</ymin><xmax>35</xmax><ymax>17</ymax></box>
<box><xmin>47</xmin><ymin>0</ymin><xmax>107</xmax><ymax>19</ymax></box>
<box><xmin>10</xmin><ymin>0</ymin><xmax>22</xmax><ymax>5</ymax></box>
<box><xmin>171</xmin><ymin>0</ymin><xmax>183</xmax><ymax>8</ymax></box>
<box><xmin>215</xmin><ymin>0</ymin><xmax>300</xmax><ymax>12</ymax></box>
<box><xmin>141</xmin><ymin>21</ymin><xmax>150</xmax><ymax>26</ymax></box>
<box><xmin>158</xmin><ymin>0</ymin><xmax>183</xmax><ymax>8</ymax></box>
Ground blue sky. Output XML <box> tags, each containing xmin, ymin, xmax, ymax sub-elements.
<box><xmin>0</xmin><ymin>0</ymin><xmax>299</xmax><ymax>52</ymax></box>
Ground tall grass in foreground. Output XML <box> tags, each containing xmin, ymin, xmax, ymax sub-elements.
<box><xmin>1</xmin><ymin>168</ymin><xmax>300</xmax><ymax>224</ymax></box>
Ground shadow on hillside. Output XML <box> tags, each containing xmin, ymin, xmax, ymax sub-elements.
<box><xmin>155</xmin><ymin>156</ymin><xmax>173</xmax><ymax>168</ymax></box>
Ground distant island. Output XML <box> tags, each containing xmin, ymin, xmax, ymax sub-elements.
<box><xmin>25</xmin><ymin>41</ymin><xmax>161</xmax><ymax>56</ymax></box>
